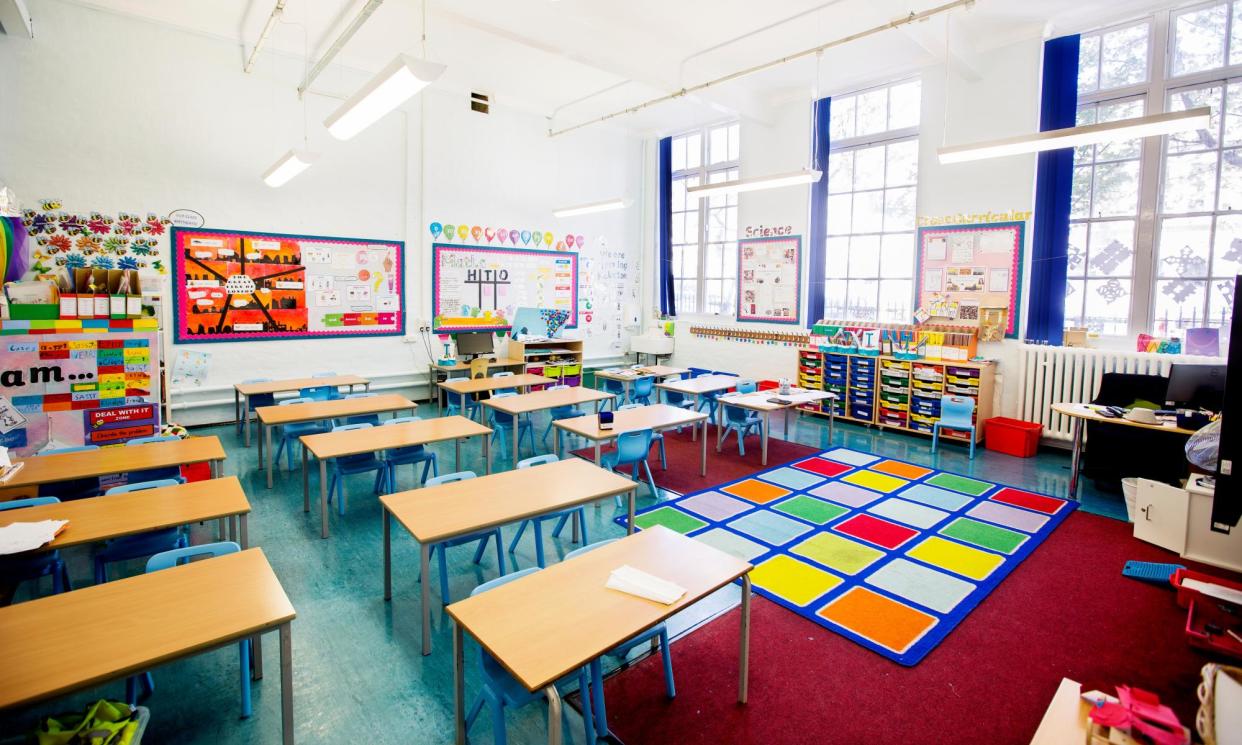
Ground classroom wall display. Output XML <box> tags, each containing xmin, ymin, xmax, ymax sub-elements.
<box><xmin>578</xmin><ymin>236</ymin><xmax>637</xmax><ymax>354</ymax></box>
<box><xmin>0</xmin><ymin>327</ymin><xmax>161</xmax><ymax>455</ymax></box>
<box><xmin>430</xmin><ymin>221</ymin><xmax>581</xmax><ymax>252</ymax></box>
<box><xmin>21</xmin><ymin>199</ymin><xmax>172</xmax><ymax>276</ymax></box>
<box><xmin>915</xmin><ymin>222</ymin><xmax>1024</xmax><ymax>339</ymax></box>
<box><xmin>737</xmin><ymin>235</ymin><xmax>801</xmax><ymax>324</ymax></box>
<box><xmin>172</xmin><ymin>227</ymin><xmax>404</xmax><ymax>343</ymax></box>
<box><xmin>432</xmin><ymin>243</ymin><xmax>577</xmax><ymax>332</ymax></box>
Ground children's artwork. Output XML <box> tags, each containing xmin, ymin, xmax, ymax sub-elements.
<box><xmin>508</xmin><ymin>306</ymin><xmax>571</xmax><ymax>339</ymax></box>
<box><xmin>0</xmin><ymin>330</ymin><xmax>161</xmax><ymax>455</ymax></box>
<box><xmin>617</xmin><ymin>446</ymin><xmax>1074</xmax><ymax>666</ymax></box>
<box><xmin>737</xmin><ymin>236</ymin><xmax>801</xmax><ymax>324</ymax></box>
<box><xmin>979</xmin><ymin>307</ymin><xmax>1008</xmax><ymax>342</ymax></box>
<box><xmin>20</xmin><ymin>199</ymin><xmax>171</xmax><ymax>276</ymax></box>
<box><xmin>170</xmin><ymin>349</ymin><xmax>210</xmax><ymax>387</ymax></box>
<box><xmin>432</xmin><ymin>243</ymin><xmax>578</xmax><ymax>332</ymax></box>
<box><xmin>917</xmin><ymin>222</ymin><xmax>1024</xmax><ymax>339</ymax></box>
<box><xmin>171</xmin><ymin>228</ymin><xmax>404</xmax><ymax>343</ymax></box>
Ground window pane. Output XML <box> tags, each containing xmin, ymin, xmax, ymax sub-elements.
<box><xmin>1084</xmin><ymin>278</ymin><xmax>1132</xmax><ymax>335</ymax></box>
<box><xmin>683</xmin><ymin>209</ymin><xmax>699</xmax><ymax>245</ymax></box>
<box><xmin>1158</xmin><ymin>216</ymin><xmax>1213</xmax><ymax>278</ymax></box>
<box><xmin>1208</xmin><ymin>276</ymin><xmax>1236</xmax><ymax>329</ymax></box>
<box><xmin>1233</xmin><ymin>1</ymin><xmax>1242</xmax><ymax>66</ymax></box>
<box><xmin>705</xmin><ymin>242</ymin><xmax>724</xmax><ymax>278</ymax></box>
<box><xmin>1075</xmin><ymin>104</ymin><xmax>1098</xmax><ymax>163</ymax></box>
<box><xmin>1078</xmin><ymin>34</ymin><xmax>1101</xmax><ymax>94</ymax></box>
<box><xmin>825</xmin><ymin>237</ymin><xmax>849</xmax><ymax>278</ymax></box>
<box><xmin>722</xmin><ymin>243</ymin><xmax>738</xmax><ymax>279</ymax></box>
<box><xmin>706</xmin><ymin>207</ymin><xmax>727</xmax><ymax>243</ymax></box>
<box><xmin>885</xmin><ymin>140</ymin><xmax>918</xmax><ymax>185</ymax></box>
<box><xmin>671</xmin><ymin>178</ymin><xmax>687</xmax><ymax>212</ymax></box>
<box><xmin>1168</xmin><ymin>85</ymin><xmax>1223</xmax><ymax>153</ymax></box>
<box><xmin>853</xmin><ymin>145</ymin><xmax>885</xmax><ymax>190</ymax></box>
<box><xmin>704</xmin><ymin>280</ymin><xmax>723</xmax><ymax>315</ymax></box>
<box><xmin>1162</xmin><ymin>152</ymin><xmax>1219</xmax><ymax>213</ymax></box>
<box><xmin>1218</xmin><ymin>148</ymin><xmax>1242</xmax><ymax>210</ymax></box>
<box><xmin>685</xmin><ymin>133</ymin><xmax>701</xmax><ymax>169</ymax></box>
<box><xmin>879</xmin><ymin>233</ymin><xmax>914</xmax><ymax>278</ymax></box>
<box><xmin>830</xmin><ymin>96</ymin><xmax>856</xmax><ymax>141</ymax></box>
<box><xmin>678</xmin><ymin>243</ymin><xmax>700</xmax><ymax>278</ymax></box>
<box><xmin>671</xmin><ymin>214</ymin><xmax>686</xmax><ymax>244</ymax></box>
<box><xmin>884</xmin><ymin>187</ymin><xmax>916</xmax><ymax>231</ymax></box>
<box><xmin>709</xmin><ymin>125</ymin><xmax>729</xmax><ymax>165</ymax></box>
<box><xmin>1087</xmin><ymin>220</ymin><xmax>1136</xmax><ymax>277</ymax></box>
<box><xmin>846</xmin><ymin>279</ymin><xmax>879</xmax><ymax>320</ymax></box>
<box><xmin>1225</xmin><ymin>81</ymin><xmax>1242</xmax><ymax>146</ymax></box>
<box><xmin>1071</xmin><ymin>166</ymin><xmax>1093</xmax><ymax>219</ymax></box>
<box><xmin>671</xmin><ymin>137</ymin><xmax>687</xmax><ymax>172</ymax></box>
<box><xmin>1096</xmin><ymin>98</ymin><xmax>1145</xmax><ymax>161</ymax></box>
<box><xmin>728</xmin><ymin>124</ymin><xmax>740</xmax><ymax>161</ymax></box>
<box><xmin>1212</xmin><ymin>214</ymin><xmax>1242</xmax><ymax>276</ymax></box>
<box><xmin>878</xmin><ymin>279</ymin><xmax>912</xmax><ymax>322</ymax></box>
<box><xmin>1092</xmin><ymin>160</ymin><xmax>1140</xmax><ymax>217</ymax></box>
<box><xmin>856</xmin><ymin>89</ymin><xmax>888</xmax><ymax>136</ymax></box>
<box><xmin>1099</xmin><ymin>23</ymin><xmax>1149</xmax><ymax>89</ymax></box>
<box><xmin>824</xmin><ymin>279</ymin><xmax>849</xmax><ymax>318</ymax></box>
<box><xmin>827</xmin><ymin>194</ymin><xmax>853</xmax><ymax>235</ymax></box>
<box><xmin>677</xmin><ymin>280</ymin><xmax>698</xmax><ymax>314</ymax></box>
<box><xmin>1068</xmin><ymin>223</ymin><xmax>1089</xmax><ymax>276</ymax></box>
<box><xmin>852</xmin><ymin>191</ymin><xmax>884</xmax><ymax>234</ymax></box>
<box><xmin>888</xmin><ymin>81</ymin><xmax>921</xmax><ymax>130</ymax></box>
<box><xmin>848</xmin><ymin>235</ymin><xmax>881</xmax><ymax>277</ymax></box>
<box><xmin>1064</xmin><ymin>279</ymin><xmax>1086</xmax><ymax>327</ymax></box>
<box><xmin>1154</xmin><ymin>279</ymin><xmax>1208</xmax><ymax>331</ymax></box>
<box><xmin>1172</xmin><ymin>4</ymin><xmax>1227</xmax><ymax>77</ymax></box>
<box><xmin>828</xmin><ymin>151</ymin><xmax>854</xmax><ymax>193</ymax></box>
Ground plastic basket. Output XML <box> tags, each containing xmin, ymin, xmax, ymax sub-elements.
<box><xmin>984</xmin><ymin>417</ymin><xmax>1042</xmax><ymax>458</ymax></box>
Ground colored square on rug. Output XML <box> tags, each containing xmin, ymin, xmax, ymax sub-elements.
<box><xmin>617</xmin><ymin>447</ymin><xmax>1074</xmax><ymax>665</ymax></box>
<box><xmin>792</xmin><ymin>457</ymin><xmax>853</xmax><ymax>478</ymax></box>
<box><xmin>750</xmin><ymin>554</ymin><xmax>843</xmax><ymax>606</ymax></box>
<box><xmin>721</xmin><ymin>478</ymin><xmax>791</xmax><ymax>504</ymax></box>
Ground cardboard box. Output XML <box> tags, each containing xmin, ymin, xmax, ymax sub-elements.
<box><xmin>74</xmin><ymin>268</ymin><xmax>111</xmax><ymax>319</ymax></box>
<box><xmin>106</xmin><ymin>269</ymin><xmax>141</xmax><ymax>319</ymax></box>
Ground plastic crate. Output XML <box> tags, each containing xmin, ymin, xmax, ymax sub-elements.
<box><xmin>984</xmin><ymin>417</ymin><xmax>1043</xmax><ymax>458</ymax></box>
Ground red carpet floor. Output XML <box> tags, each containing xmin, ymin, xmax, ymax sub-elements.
<box><xmin>570</xmin><ymin>425</ymin><xmax>820</xmax><ymax>495</ymax></box>
<box><xmin>599</xmin><ymin>511</ymin><xmax>1233</xmax><ymax>745</ymax></box>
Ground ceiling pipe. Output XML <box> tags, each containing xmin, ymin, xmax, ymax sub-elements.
<box><xmin>549</xmin><ymin>0</ymin><xmax>975</xmax><ymax>137</ymax></box>
<box><xmin>243</xmin><ymin>0</ymin><xmax>286</xmax><ymax>73</ymax></box>
<box><xmin>298</xmin><ymin>0</ymin><xmax>386</xmax><ymax>97</ymax></box>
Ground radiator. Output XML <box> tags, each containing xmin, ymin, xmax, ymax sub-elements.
<box><xmin>1015</xmin><ymin>344</ymin><xmax>1224</xmax><ymax>443</ymax></box>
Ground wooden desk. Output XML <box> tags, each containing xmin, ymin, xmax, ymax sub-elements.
<box><xmin>481</xmin><ymin>387</ymin><xmax>613</xmax><ymax>468</ymax></box>
<box><xmin>596</xmin><ymin>366</ymin><xmax>689</xmax><ymax>402</ymax></box>
<box><xmin>380</xmin><ymin>458</ymin><xmax>639</xmax><ymax>655</ymax></box>
<box><xmin>553</xmin><ymin>404</ymin><xmax>709</xmax><ymax>476</ymax></box>
<box><xmin>234</xmin><ymin>375</ymin><xmax>370</xmax><ymax>447</ymax></box>
<box><xmin>298</xmin><ymin>416</ymin><xmax>493</xmax><ymax>538</ymax></box>
<box><xmin>0</xmin><ymin>476</ymin><xmax>252</xmax><ymax>550</ymax></box>
<box><xmin>446</xmin><ymin>526</ymin><xmax>753</xmax><ymax>745</ymax></box>
<box><xmin>1029</xmin><ymin>678</ymin><xmax>1090</xmax><ymax>745</ymax></box>
<box><xmin>656</xmin><ymin>375</ymin><xmax>739</xmax><ymax>442</ymax></box>
<box><xmin>429</xmin><ymin>358</ymin><xmax>526</xmax><ymax>413</ymax></box>
<box><xmin>438</xmin><ymin>373</ymin><xmax>554</xmax><ymax>398</ymax></box>
<box><xmin>1051</xmin><ymin>403</ymin><xmax>1198</xmax><ymax>500</ymax></box>
<box><xmin>8</xmin><ymin>436</ymin><xmax>227</xmax><ymax>490</ymax></box>
<box><xmin>0</xmin><ymin>549</ymin><xmax>297</xmax><ymax>743</ymax></box>
<box><xmin>256</xmin><ymin>394</ymin><xmax>417</xmax><ymax>489</ymax></box>
<box><xmin>714</xmin><ymin>389</ymin><xmax>837</xmax><ymax>465</ymax></box>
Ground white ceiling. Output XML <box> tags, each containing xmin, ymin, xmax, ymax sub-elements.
<box><xmin>68</xmin><ymin>0</ymin><xmax>1169</xmax><ymax>135</ymax></box>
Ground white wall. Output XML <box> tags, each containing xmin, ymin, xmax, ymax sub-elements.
<box><xmin>0</xmin><ymin>0</ymin><xmax>644</xmax><ymax>425</ymax></box>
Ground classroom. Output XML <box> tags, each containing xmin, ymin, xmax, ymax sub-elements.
<box><xmin>1</xmin><ymin>1</ymin><xmax>1240</xmax><ymax>743</ymax></box>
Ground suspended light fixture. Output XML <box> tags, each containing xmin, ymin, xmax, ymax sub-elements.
<box><xmin>552</xmin><ymin>198</ymin><xmax>631</xmax><ymax>218</ymax></box>
<box><xmin>262</xmin><ymin>149</ymin><xmax>317</xmax><ymax>188</ymax></box>
<box><xmin>325</xmin><ymin>54</ymin><xmax>445</xmax><ymax>140</ymax></box>
<box><xmin>938</xmin><ymin>108</ymin><xmax>1211</xmax><ymax>164</ymax></box>
<box><xmin>686</xmin><ymin>168</ymin><xmax>821</xmax><ymax>201</ymax></box>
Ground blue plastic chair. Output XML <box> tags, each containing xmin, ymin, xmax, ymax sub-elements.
<box><xmin>599</xmin><ymin>373</ymin><xmax>626</xmax><ymax>411</ymax></box>
<box><xmin>130</xmin><ymin>541</ymin><xmax>251</xmax><ymax>717</ymax></box>
<box><xmin>488</xmin><ymin>393</ymin><xmax>535</xmax><ymax>465</ymax></box>
<box><xmin>380</xmin><ymin>416</ymin><xmax>438</xmax><ymax>493</ymax></box>
<box><xmin>696</xmin><ymin>374</ymin><xmax>737</xmax><ymax>422</ymax></box>
<box><xmin>661</xmin><ymin>388</ymin><xmax>695</xmax><ymax>434</ymax></box>
<box><xmin>736</xmin><ymin>380</ymin><xmax>758</xmax><ymax>394</ymax></box>
<box><xmin>239</xmin><ymin>378</ymin><xmax>275</xmax><ymax>436</ymax></box>
<box><xmin>299</xmin><ymin>372</ymin><xmax>341</xmax><ymax>401</ymax></box>
<box><xmin>95</xmin><ymin>479</ymin><xmax>189</xmax><ymax>584</ymax></box>
<box><xmin>0</xmin><ymin>498</ymin><xmax>71</xmax><ymax>602</ymax></box>
<box><xmin>719</xmin><ymin>399</ymin><xmax>762</xmax><ymax>457</ymax></box>
<box><xmin>325</xmin><ymin>423</ymin><xmax>387</xmax><ymax>516</ymax></box>
<box><xmin>125</xmin><ymin>434</ymin><xmax>187</xmax><ymax>483</ymax></box>
<box><xmin>506</xmin><ymin>455</ymin><xmax>587</xmax><ymax>568</ymax></box>
<box><xmin>932</xmin><ymin>395</ymin><xmax>977</xmax><ymax>459</ymax></box>
<box><xmin>339</xmin><ymin>392</ymin><xmax>382</xmax><ymax>426</ymax></box>
<box><xmin>273</xmin><ymin>397</ymin><xmax>331</xmax><ymax>471</ymax></box>
<box><xmin>423</xmin><ymin>472</ymin><xmax>505</xmax><ymax>604</ymax></box>
<box><xmin>566</xmin><ymin>539</ymin><xmax>675</xmax><ymax>741</ymax></box>
<box><xmin>602</xmin><ymin>429</ymin><xmax>659</xmax><ymax>504</ymax></box>
<box><xmin>540</xmin><ymin>385</ymin><xmax>581</xmax><ymax>452</ymax></box>
<box><xmin>491</xmin><ymin>371</ymin><xmax>517</xmax><ymax>396</ymax></box>
<box><xmin>687</xmin><ymin>367</ymin><xmax>713</xmax><ymax>378</ymax></box>
<box><xmin>629</xmin><ymin>376</ymin><xmax>656</xmax><ymax>406</ymax></box>
<box><xmin>465</xmin><ymin>567</ymin><xmax>596</xmax><ymax>745</ymax></box>
<box><xmin>444</xmin><ymin>375</ymin><xmax>481</xmax><ymax>420</ymax></box>
<box><xmin>618</xmin><ymin>404</ymin><xmax>666</xmax><ymax>469</ymax></box>
<box><xmin>37</xmin><ymin>445</ymin><xmax>102</xmax><ymax>500</ymax></box>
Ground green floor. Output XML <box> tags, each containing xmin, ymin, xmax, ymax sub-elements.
<box><xmin>0</xmin><ymin>402</ymin><xmax>1127</xmax><ymax>744</ymax></box>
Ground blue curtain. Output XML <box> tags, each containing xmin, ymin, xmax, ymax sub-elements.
<box><xmin>1026</xmin><ymin>35</ymin><xmax>1080</xmax><ymax>344</ymax></box>
<box><xmin>807</xmin><ymin>97</ymin><xmax>831</xmax><ymax>327</ymax></box>
<box><xmin>657</xmin><ymin>136</ymin><xmax>676</xmax><ymax>316</ymax></box>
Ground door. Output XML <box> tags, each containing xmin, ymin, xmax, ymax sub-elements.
<box><xmin>1132</xmin><ymin>479</ymin><xmax>1189</xmax><ymax>553</ymax></box>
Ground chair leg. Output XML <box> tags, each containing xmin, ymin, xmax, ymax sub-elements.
<box><xmin>437</xmin><ymin>547</ymin><xmax>451</xmax><ymax>604</ymax></box>
<box><xmin>551</xmin><ymin>513</ymin><xmax>570</xmax><ymax>538</ymax></box>
<box><xmin>578</xmin><ymin>667</ymin><xmax>596</xmax><ymax>744</ymax></box>
<box><xmin>239</xmin><ymin>639</ymin><xmax>252</xmax><ymax>718</ymax></box>
<box><xmin>471</xmin><ymin>534</ymin><xmax>489</xmax><ymax>564</ymax></box>
<box><xmin>489</xmin><ymin>690</ymin><xmax>508</xmax><ymax>745</ymax></box>
<box><xmin>642</xmin><ymin>461</ymin><xmax>658</xmax><ymax>500</ymax></box>
<box><xmin>465</xmin><ymin>693</ymin><xmax>487</xmax><ymax>731</ymax></box>
<box><xmin>508</xmin><ymin>520</ymin><xmax>529</xmax><ymax>554</ymax></box>
<box><xmin>578</xmin><ymin>509</ymin><xmax>588</xmax><ymax>545</ymax></box>
<box><xmin>125</xmin><ymin>676</ymin><xmax>138</xmax><ymax>706</ymax></box>
<box><xmin>591</xmin><ymin>659</ymin><xmax>609</xmax><ymax>740</ymax></box>
<box><xmin>94</xmin><ymin>557</ymin><xmax>106</xmax><ymax>585</ymax></box>
<box><xmin>659</xmin><ymin>628</ymin><xmax>676</xmax><ymax>698</ymax></box>
<box><xmin>533</xmin><ymin>520</ymin><xmax>546</xmax><ymax>568</ymax></box>
<box><xmin>969</xmin><ymin>429</ymin><xmax>976</xmax><ymax>459</ymax></box>
<box><xmin>931</xmin><ymin>425</ymin><xmax>940</xmax><ymax>454</ymax></box>
<box><xmin>657</xmin><ymin>438</ymin><xmax>667</xmax><ymax>470</ymax></box>
<box><xmin>494</xmin><ymin>530</ymin><xmax>506</xmax><ymax>574</ymax></box>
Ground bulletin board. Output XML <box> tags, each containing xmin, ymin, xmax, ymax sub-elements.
<box><xmin>915</xmin><ymin>222</ymin><xmax>1024</xmax><ymax>339</ymax></box>
<box><xmin>171</xmin><ymin>227</ymin><xmax>404</xmax><ymax>343</ymax></box>
<box><xmin>432</xmin><ymin>243</ymin><xmax>578</xmax><ymax>332</ymax></box>
<box><xmin>0</xmin><ymin>329</ymin><xmax>161</xmax><ymax>456</ymax></box>
<box><xmin>737</xmin><ymin>235</ymin><xmax>801</xmax><ymax>324</ymax></box>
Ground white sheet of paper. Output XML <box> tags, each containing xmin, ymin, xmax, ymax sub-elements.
<box><xmin>0</xmin><ymin>520</ymin><xmax>68</xmax><ymax>556</ymax></box>
<box><xmin>1182</xmin><ymin>578</ymin><xmax>1242</xmax><ymax>606</ymax></box>
<box><xmin>606</xmin><ymin>565</ymin><xmax>686</xmax><ymax>605</ymax></box>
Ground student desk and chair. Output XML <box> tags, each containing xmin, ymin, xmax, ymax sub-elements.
<box><xmin>594</xmin><ymin>366</ymin><xmax>690</xmax><ymax>406</ymax></box>
<box><xmin>234</xmin><ymin>375</ymin><xmax>371</xmax><ymax>447</ymax></box>
<box><xmin>480</xmin><ymin>386</ymin><xmax>614</xmax><ymax>469</ymax></box>
<box><xmin>552</xmin><ymin>403</ymin><xmax>710</xmax><ymax>476</ymax></box>
<box><xmin>714</xmin><ymin>389</ymin><xmax>837</xmax><ymax>465</ymax></box>
<box><xmin>7</xmin><ymin>436</ymin><xmax>228</xmax><ymax>493</ymax></box>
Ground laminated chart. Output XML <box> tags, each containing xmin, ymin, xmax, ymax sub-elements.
<box><xmin>432</xmin><ymin>243</ymin><xmax>577</xmax><ymax>332</ymax></box>
<box><xmin>737</xmin><ymin>235</ymin><xmax>801</xmax><ymax>323</ymax></box>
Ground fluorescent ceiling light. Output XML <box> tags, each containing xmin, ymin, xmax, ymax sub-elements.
<box><xmin>552</xmin><ymin>198</ymin><xmax>631</xmax><ymax>218</ymax></box>
<box><xmin>937</xmin><ymin>107</ymin><xmax>1211</xmax><ymax>164</ymax></box>
<box><xmin>687</xmin><ymin>169</ymin><xmax>821</xmax><ymax>200</ymax></box>
<box><xmin>325</xmin><ymin>54</ymin><xmax>445</xmax><ymax>140</ymax></box>
<box><xmin>262</xmin><ymin>149</ymin><xmax>317</xmax><ymax>188</ymax></box>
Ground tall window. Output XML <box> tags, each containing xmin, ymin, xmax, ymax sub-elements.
<box><xmin>823</xmin><ymin>79</ymin><xmax>921</xmax><ymax>321</ymax></box>
<box><xmin>1070</xmin><ymin>6</ymin><xmax>1242</xmax><ymax>340</ymax></box>
<box><xmin>669</xmin><ymin>122</ymin><xmax>740</xmax><ymax>315</ymax></box>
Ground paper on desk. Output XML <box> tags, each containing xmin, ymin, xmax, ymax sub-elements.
<box><xmin>1182</xmin><ymin>578</ymin><xmax>1242</xmax><ymax>606</ymax></box>
<box><xmin>0</xmin><ymin>520</ymin><xmax>68</xmax><ymax>556</ymax></box>
<box><xmin>606</xmin><ymin>565</ymin><xmax>686</xmax><ymax>605</ymax></box>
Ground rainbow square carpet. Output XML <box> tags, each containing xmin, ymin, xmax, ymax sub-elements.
<box><xmin>618</xmin><ymin>447</ymin><xmax>1076</xmax><ymax>665</ymax></box>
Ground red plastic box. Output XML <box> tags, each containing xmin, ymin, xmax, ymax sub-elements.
<box><xmin>984</xmin><ymin>417</ymin><xmax>1043</xmax><ymax>458</ymax></box>
<box><xmin>1171</xmin><ymin>569</ymin><xmax>1242</xmax><ymax>660</ymax></box>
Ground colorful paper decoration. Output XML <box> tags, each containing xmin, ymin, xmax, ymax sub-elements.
<box><xmin>429</xmin><ymin>222</ymin><xmax>443</xmax><ymax>238</ymax></box>
<box><xmin>2</xmin><ymin>216</ymin><xmax>30</xmax><ymax>282</ymax></box>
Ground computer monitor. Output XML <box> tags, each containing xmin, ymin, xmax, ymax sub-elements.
<box><xmin>1165</xmin><ymin>363</ymin><xmax>1227</xmax><ymax>410</ymax></box>
<box><xmin>454</xmin><ymin>331</ymin><xmax>494</xmax><ymax>359</ymax></box>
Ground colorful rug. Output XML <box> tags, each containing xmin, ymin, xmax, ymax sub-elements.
<box><xmin>616</xmin><ymin>446</ymin><xmax>1076</xmax><ymax>665</ymax></box>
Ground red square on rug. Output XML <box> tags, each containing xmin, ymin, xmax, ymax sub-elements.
<box><xmin>833</xmin><ymin>513</ymin><xmax>918</xmax><ymax>549</ymax></box>
<box><xmin>792</xmin><ymin>457</ymin><xmax>853</xmax><ymax>478</ymax></box>
<box><xmin>990</xmin><ymin>487</ymin><xmax>1066</xmax><ymax>515</ymax></box>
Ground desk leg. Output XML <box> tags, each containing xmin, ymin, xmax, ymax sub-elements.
<box><xmin>691</xmin><ymin>394</ymin><xmax>700</xmax><ymax>441</ymax></box>
<box><xmin>627</xmin><ymin>487</ymin><xmax>636</xmax><ymax>535</ymax></box>
<box><xmin>784</xmin><ymin>406</ymin><xmax>790</xmax><ymax>441</ymax></box>
<box><xmin>513</xmin><ymin>422</ymin><xmax>519</xmax><ymax>469</ymax></box>
<box><xmin>701</xmin><ymin>418</ymin><xmax>707</xmax><ymax>477</ymax></box>
<box><xmin>716</xmin><ymin>401</ymin><xmax>725</xmax><ymax>453</ymax></box>
<box><xmin>383</xmin><ymin>509</ymin><xmax>392</xmax><ymax>600</ymax></box>
<box><xmin>544</xmin><ymin>686</ymin><xmax>563</xmax><ymax>745</ymax></box>
<box><xmin>420</xmin><ymin>543</ymin><xmax>432</xmax><ymax>655</ymax></box>
<box><xmin>739</xmin><ymin>573</ymin><xmax>751</xmax><ymax>705</ymax></box>
<box><xmin>453</xmin><ymin>622</ymin><xmax>466</xmax><ymax>745</ymax></box>
<box><xmin>280</xmin><ymin>622</ymin><xmax>294</xmax><ymax>745</ymax></box>
<box><xmin>829</xmin><ymin>398</ymin><xmax>835</xmax><ymax>442</ymax></box>
<box><xmin>246</xmin><ymin>399</ymin><xmax>253</xmax><ymax>448</ymax></box>
<box><xmin>265</xmin><ymin>424</ymin><xmax>273</xmax><ymax>490</ymax></box>
<box><xmin>594</xmin><ymin>442</ymin><xmax>601</xmax><ymax>466</ymax></box>
<box><xmin>455</xmin><ymin>438</ymin><xmax>461</xmax><ymax>472</ymax></box>
<box><xmin>761</xmin><ymin>411</ymin><xmax>769</xmax><ymax>466</ymax></box>
<box><xmin>1068</xmin><ymin>417</ymin><xmax>1084</xmax><ymax>500</ymax></box>
<box><xmin>483</xmin><ymin>434</ymin><xmax>491</xmax><ymax>475</ymax></box>
<box><xmin>240</xmin><ymin>513</ymin><xmax>249</xmax><ymax>549</ymax></box>
<box><xmin>235</xmin><ymin>389</ymin><xmax>242</xmax><ymax>435</ymax></box>
<box><xmin>302</xmin><ymin>446</ymin><xmax>309</xmax><ymax>513</ymax></box>
<box><xmin>554</xmin><ymin>427</ymin><xmax>562</xmax><ymax>459</ymax></box>
<box><xmin>319</xmin><ymin>459</ymin><xmax>329</xmax><ymax>539</ymax></box>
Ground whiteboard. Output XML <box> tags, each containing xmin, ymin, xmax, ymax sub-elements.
<box><xmin>432</xmin><ymin>243</ymin><xmax>578</xmax><ymax>332</ymax></box>
<box><xmin>736</xmin><ymin>235</ymin><xmax>801</xmax><ymax>324</ymax></box>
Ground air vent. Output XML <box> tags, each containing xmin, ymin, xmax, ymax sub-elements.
<box><xmin>470</xmin><ymin>91</ymin><xmax>490</xmax><ymax>115</ymax></box>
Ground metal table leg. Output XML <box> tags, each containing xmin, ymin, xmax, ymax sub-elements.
<box><xmin>739</xmin><ymin>573</ymin><xmax>751</xmax><ymax>705</ymax></box>
<box><xmin>265</xmin><ymin>424</ymin><xmax>273</xmax><ymax>489</ymax></box>
<box><xmin>302</xmin><ymin>446</ymin><xmax>309</xmax><ymax>513</ymax></box>
<box><xmin>701</xmin><ymin>417</ymin><xmax>707</xmax><ymax>476</ymax></box>
<box><xmin>319</xmin><ymin>459</ymin><xmax>329</xmax><ymax>538</ymax></box>
<box><xmin>280</xmin><ymin>623</ymin><xmax>294</xmax><ymax>745</ymax></box>
<box><xmin>545</xmin><ymin>686</ymin><xmax>563</xmax><ymax>745</ymax></box>
<box><xmin>627</xmin><ymin>487</ymin><xmax>636</xmax><ymax>534</ymax></box>
<box><xmin>383</xmin><ymin>509</ymin><xmax>392</xmax><ymax>600</ymax></box>
<box><xmin>420</xmin><ymin>542</ymin><xmax>433</xmax><ymax>655</ymax></box>
<box><xmin>761</xmin><ymin>410</ymin><xmax>770</xmax><ymax>466</ymax></box>
<box><xmin>239</xmin><ymin>513</ymin><xmax>249</xmax><ymax>549</ymax></box>
<box><xmin>691</xmin><ymin>394</ymin><xmax>700</xmax><ymax>441</ymax></box>
<box><xmin>1068</xmin><ymin>417</ymin><xmax>1084</xmax><ymax>500</ymax></box>
<box><xmin>455</xmin><ymin>438</ymin><xmax>461</xmax><ymax>472</ymax></box>
<box><xmin>245</xmin><ymin>396</ymin><xmax>253</xmax><ymax>448</ymax></box>
<box><xmin>483</xmin><ymin>434</ymin><xmax>491</xmax><ymax>475</ymax></box>
<box><xmin>235</xmin><ymin>389</ymin><xmax>242</xmax><ymax>435</ymax></box>
<box><xmin>453</xmin><ymin>621</ymin><xmax>466</xmax><ymax>745</ymax></box>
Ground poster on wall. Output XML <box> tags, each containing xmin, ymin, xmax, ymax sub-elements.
<box><xmin>737</xmin><ymin>235</ymin><xmax>801</xmax><ymax>324</ymax></box>
<box><xmin>171</xmin><ymin>228</ymin><xmax>404</xmax><ymax>343</ymax></box>
<box><xmin>432</xmin><ymin>243</ymin><xmax>577</xmax><ymax>332</ymax></box>
<box><xmin>915</xmin><ymin>222</ymin><xmax>1024</xmax><ymax>339</ymax></box>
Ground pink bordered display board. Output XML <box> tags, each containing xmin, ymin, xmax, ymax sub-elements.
<box><xmin>915</xmin><ymin>222</ymin><xmax>1025</xmax><ymax>340</ymax></box>
<box><xmin>431</xmin><ymin>243</ymin><xmax>578</xmax><ymax>332</ymax></box>
<box><xmin>736</xmin><ymin>235</ymin><xmax>801</xmax><ymax>324</ymax></box>
<box><xmin>171</xmin><ymin>227</ymin><xmax>404</xmax><ymax>343</ymax></box>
